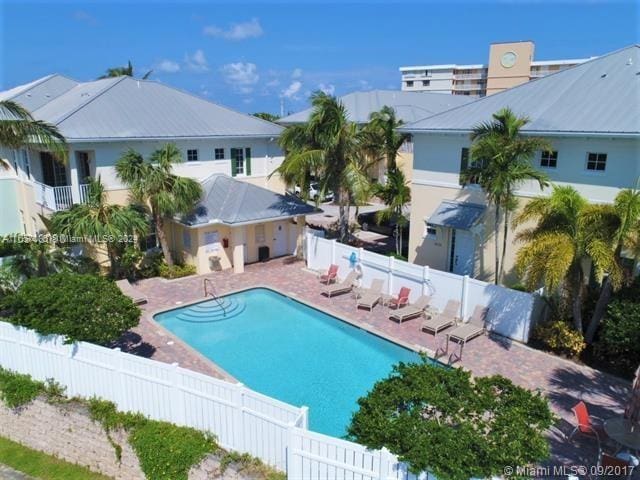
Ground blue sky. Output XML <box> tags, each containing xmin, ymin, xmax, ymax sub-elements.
<box><xmin>1</xmin><ymin>1</ymin><xmax>638</xmax><ymax>115</ymax></box>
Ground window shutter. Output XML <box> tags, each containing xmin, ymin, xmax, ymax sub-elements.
<box><xmin>245</xmin><ymin>148</ymin><xmax>252</xmax><ymax>176</ymax></box>
<box><xmin>459</xmin><ymin>148</ymin><xmax>469</xmax><ymax>185</ymax></box>
<box><xmin>230</xmin><ymin>149</ymin><xmax>238</xmax><ymax>177</ymax></box>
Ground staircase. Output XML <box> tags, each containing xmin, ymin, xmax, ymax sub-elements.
<box><xmin>174</xmin><ymin>297</ymin><xmax>246</xmax><ymax>323</ymax></box>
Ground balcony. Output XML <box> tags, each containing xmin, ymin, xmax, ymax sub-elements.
<box><xmin>454</xmin><ymin>73</ymin><xmax>487</xmax><ymax>80</ymax></box>
<box><xmin>34</xmin><ymin>182</ymin><xmax>90</xmax><ymax>211</ymax></box>
<box><xmin>453</xmin><ymin>84</ymin><xmax>485</xmax><ymax>91</ymax></box>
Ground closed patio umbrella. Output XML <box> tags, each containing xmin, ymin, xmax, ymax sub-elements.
<box><xmin>625</xmin><ymin>365</ymin><xmax>640</xmax><ymax>425</ymax></box>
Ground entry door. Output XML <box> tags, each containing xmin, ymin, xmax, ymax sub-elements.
<box><xmin>273</xmin><ymin>222</ymin><xmax>288</xmax><ymax>257</ymax></box>
<box><xmin>449</xmin><ymin>229</ymin><xmax>475</xmax><ymax>276</ymax></box>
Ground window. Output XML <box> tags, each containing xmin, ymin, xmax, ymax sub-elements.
<box><xmin>77</xmin><ymin>151</ymin><xmax>91</xmax><ymax>181</ymax></box>
<box><xmin>458</xmin><ymin>148</ymin><xmax>469</xmax><ymax>185</ymax></box>
<box><xmin>586</xmin><ymin>152</ymin><xmax>607</xmax><ymax>172</ymax></box>
<box><xmin>425</xmin><ymin>223</ymin><xmax>437</xmax><ymax>238</ymax></box>
<box><xmin>424</xmin><ymin>70</ymin><xmax>430</xmax><ymax>77</ymax></box>
<box><xmin>21</xmin><ymin>150</ymin><xmax>30</xmax><ymax>178</ymax></box>
<box><xmin>540</xmin><ymin>150</ymin><xmax>558</xmax><ymax>169</ymax></box>
<box><xmin>422</xmin><ymin>80</ymin><xmax>430</xmax><ymax>87</ymax></box>
<box><xmin>187</xmin><ymin>149</ymin><xmax>199</xmax><ymax>162</ymax></box>
<box><xmin>255</xmin><ymin>224</ymin><xmax>265</xmax><ymax>243</ymax></box>
<box><xmin>214</xmin><ymin>148</ymin><xmax>225</xmax><ymax>160</ymax></box>
<box><xmin>231</xmin><ymin>148</ymin><xmax>244</xmax><ymax>176</ymax></box>
<box><xmin>406</xmin><ymin>81</ymin><xmax>414</xmax><ymax>87</ymax></box>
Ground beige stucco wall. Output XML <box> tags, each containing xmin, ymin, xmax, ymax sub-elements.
<box><xmin>486</xmin><ymin>41</ymin><xmax>535</xmax><ymax>95</ymax></box>
<box><xmin>397</xmin><ymin>151</ymin><xmax>413</xmax><ymax>182</ymax></box>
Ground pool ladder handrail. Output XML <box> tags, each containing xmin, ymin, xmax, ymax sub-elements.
<box><xmin>203</xmin><ymin>278</ymin><xmax>227</xmax><ymax>316</ymax></box>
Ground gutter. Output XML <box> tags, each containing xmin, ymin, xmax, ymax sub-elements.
<box><xmin>398</xmin><ymin>128</ymin><xmax>639</xmax><ymax>139</ymax></box>
<box><xmin>65</xmin><ymin>134</ymin><xmax>282</xmax><ymax>143</ymax></box>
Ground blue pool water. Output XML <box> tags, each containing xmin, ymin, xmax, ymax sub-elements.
<box><xmin>154</xmin><ymin>287</ymin><xmax>424</xmax><ymax>437</ymax></box>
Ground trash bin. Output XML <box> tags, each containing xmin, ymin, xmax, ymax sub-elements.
<box><xmin>258</xmin><ymin>246</ymin><xmax>270</xmax><ymax>262</ymax></box>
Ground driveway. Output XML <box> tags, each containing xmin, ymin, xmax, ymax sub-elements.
<box><xmin>306</xmin><ymin>202</ymin><xmax>384</xmax><ymax>229</ymax></box>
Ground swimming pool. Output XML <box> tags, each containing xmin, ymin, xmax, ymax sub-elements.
<box><xmin>154</xmin><ymin>287</ymin><xmax>424</xmax><ymax>437</ymax></box>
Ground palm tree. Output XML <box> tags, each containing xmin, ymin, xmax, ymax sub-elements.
<box><xmin>115</xmin><ymin>144</ymin><xmax>202</xmax><ymax>266</ymax></box>
<box><xmin>461</xmin><ymin>108</ymin><xmax>551</xmax><ymax>284</ymax></box>
<box><xmin>514</xmin><ymin>185</ymin><xmax>621</xmax><ymax>333</ymax></box>
<box><xmin>373</xmin><ymin>168</ymin><xmax>411</xmax><ymax>256</ymax></box>
<box><xmin>252</xmin><ymin>112</ymin><xmax>279</xmax><ymax>122</ymax></box>
<box><xmin>274</xmin><ymin>92</ymin><xmax>370</xmax><ymax>241</ymax></box>
<box><xmin>585</xmin><ymin>185</ymin><xmax>640</xmax><ymax>342</ymax></box>
<box><xmin>0</xmin><ymin>100</ymin><xmax>67</xmax><ymax>161</ymax></box>
<box><xmin>49</xmin><ymin>178</ymin><xmax>148</xmax><ymax>276</ymax></box>
<box><xmin>361</xmin><ymin>106</ymin><xmax>410</xmax><ymax>171</ymax></box>
<box><xmin>99</xmin><ymin>60</ymin><xmax>152</xmax><ymax>80</ymax></box>
<box><xmin>8</xmin><ymin>241</ymin><xmax>74</xmax><ymax>279</ymax></box>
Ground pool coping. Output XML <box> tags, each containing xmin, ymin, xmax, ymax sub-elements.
<box><xmin>148</xmin><ymin>283</ymin><xmax>447</xmax><ymax>386</ymax></box>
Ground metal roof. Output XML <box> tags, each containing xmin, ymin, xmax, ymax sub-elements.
<box><xmin>180</xmin><ymin>174</ymin><xmax>316</xmax><ymax>226</ymax></box>
<box><xmin>0</xmin><ymin>75</ymin><xmax>283</xmax><ymax>141</ymax></box>
<box><xmin>279</xmin><ymin>90</ymin><xmax>474</xmax><ymax>125</ymax></box>
<box><xmin>401</xmin><ymin>45</ymin><xmax>640</xmax><ymax>136</ymax></box>
<box><xmin>427</xmin><ymin>201</ymin><xmax>486</xmax><ymax>230</ymax></box>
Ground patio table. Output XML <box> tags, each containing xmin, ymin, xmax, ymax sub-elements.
<box><xmin>604</xmin><ymin>417</ymin><xmax>640</xmax><ymax>453</ymax></box>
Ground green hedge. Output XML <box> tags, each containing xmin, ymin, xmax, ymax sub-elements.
<box><xmin>2</xmin><ymin>273</ymin><xmax>140</xmax><ymax>345</ymax></box>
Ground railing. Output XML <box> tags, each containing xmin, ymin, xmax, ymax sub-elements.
<box><xmin>454</xmin><ymin>73</ymin><xmax>487</xmax><ymax>80</ymax></box>
<box><xmin>33</xmin><ymin>181</ymin><xmax>57</xmax><ymax>211</ymax></box>
<box><xmin>203</xmin><ymin>278</ymin><xmax>227</xmax><ymax>316</ymax></box>
<box><xmin>453</xmin><ymin>83</ymin><xmax>484</xmax><ymax>91</ymax></box>
<box><xmin>52</xmin><ymin>185</ymin><xmax>73</xmax><ymax>210</ymax></box>
<box><xmin>79</xmin><ymin>183</ymin><xmax>90</xmax><ymax>203</ymax></box>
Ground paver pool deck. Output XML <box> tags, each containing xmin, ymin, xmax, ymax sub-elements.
<box><xmin>124</xmin><ymin>257</ymin><xmax>633</xmax><ymax>473</ymax></box>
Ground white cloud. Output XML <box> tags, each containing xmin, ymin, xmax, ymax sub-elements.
<box><xmin>203</xmin><ymin>18</ymin><xmax>263</xmax><ymax>41</ymax></box>
<box><xmin>155</xmin><ymin>59</ymin><xmax>180</xmax><ymax>73</ymax></box>
<box><xmin>318</xmin><ymin>83</ymin><xmax>335</xmax><ymax>95</ymax></box>
<box><xmin>221</xmin><ymin>62</ymin><xmax>260</xmax><ymax>94</ymax></box>
<box><xmin>281</xmin><ymin>81</ymin><xmax>302</xmax><ymax>99</ymax></box>
<box><xmin>292</xmin><ymin>68</ymin><xmax>303</xmax><ymax>79</ymax></box>
<box><xmin>185</xmin><ymin>50</ymin><xmax>209</xmax><ymax>73</ymax></box>
<box><xmin>72</xmin><ymin>10</ymin><xmax>97</xmax><ymax>26</ymax></box>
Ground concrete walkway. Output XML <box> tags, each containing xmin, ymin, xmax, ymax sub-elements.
<box><xmin>0</xmin><ymin>465</ymin><xmax>34</xmax><ymax>480</ymax></box>
<box><xmin>122</xmin><ymin>257</ymin><xmax>632</xmax><ymax>473</ymax></box>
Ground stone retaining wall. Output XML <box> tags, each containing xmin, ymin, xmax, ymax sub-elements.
<box><xmin>0</xmin><ymin>398</ymin><xmax>277</xmax><ymax>480</ymax></box>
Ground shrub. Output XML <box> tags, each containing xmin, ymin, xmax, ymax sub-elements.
<box><xmin>594</xmin><ymin>294</ymin><xmax>640</xmax><ymax>377</ymax></box>
<box><xmin>0</xmin><ymin>368</ymin><xmax>44</xmax><ymax>408</ymax></box>
<box><xmin>348</xmin><ymin>360</ymin><xmax>555</xmax><ymax>480</ymax></box>
<box><xmin>2</xmin><ymin>273</ymin><xmax>140</xmax><ymax>345</ymax></box>
<box><xmin>137</xmin><ymin>250</ymin><xmax>164</xmax><ymax>278</ymax></box>
<box><xmin>532</xmin><ymin>320</ymin><xmax>586</xmax><ymax>358</ymax></box>
<box><xmin>158</xmin><ymin>263</ymin><xmax>196</xmax><ymax>279</ymax></box>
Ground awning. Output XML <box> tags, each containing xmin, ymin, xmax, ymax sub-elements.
<box><xmin>426</xmin><ymin>200</ymin><xmax>486</xmax><ymax>230</ymax></box>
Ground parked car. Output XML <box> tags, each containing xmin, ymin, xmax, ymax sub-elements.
<box><xmin>294</xmin><ymin>183</ymin><xmax>334</xmax><ymax>202</ymax></box>
<box><xmin>357</xmin><ymin>211</ymin><xmax>409</xmax><ymax>238</ymax></box>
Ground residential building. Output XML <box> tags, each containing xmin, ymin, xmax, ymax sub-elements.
<box><xmin>400</xmin><ymin>41</ymin><xmax>591</xmax><ymax>96</ymax></box>
<box><xmin>279</xmin><ymin>89</ymin><xmax>473</xmax><ymax>181</ymax></box>
<box><xmin>400</xmin><ymin>45</ymin><xmax>639</xmax><ymax>282</ymax></box>
<box><xmin>0</xmin><ymin>74</ymin><xmax>287</xmax><ymax>244</ymax></box>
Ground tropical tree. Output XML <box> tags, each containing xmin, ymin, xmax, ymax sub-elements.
<box><xmin>514</xmin><ymin>185</ymin><xmax>621</xmax><ymax>333</ymax></box>
<box><xmin>361</xmin><ymin>105</ymin><xmax>410</xmax><ymax>171</ymax></box>
<box><xmin>49</xmin><ymin>177</ymin><xmax>148</xmax><ymax>276</ymax></box>
<box><xmin>7</xmin><ymin>241</ymin><xmax>74</xmax><ymax>279</ymax></box>
<box><xmin>585</xmin><ymin>185</ymin><xmax>640</xmax><ymax>342</ymax></box>
<box><xmin>98</xmin><ymin>60</ymin><xmax>152</xmax><ymax>80</ymax></box>
<box><xmin>274</xmin><ymin>92</ymin><xmax>370</xmax><ymax>241</ymax></box>
<box><xmin>0</xmin><ymin>100</ymin><xmax>67</xmax><ymax>161</ymax></box>
<box><xmin>461</xmin><ymin>108</ymin><xmax>551</xmax><ymax>284</ymax></box>
<box><xmin>372</xmin><ymin>168</ymin><xmax>411</xmax><ymax>256</ymax></box>
<box><xmin>115</xmin><ymin>143</ymin><xmax>202</xmax><ymax>266</ymax></box>
<box><xmin>252</xmin><ymin>112</ymin><xmax>279</xmax><ymax>122</ymax></box>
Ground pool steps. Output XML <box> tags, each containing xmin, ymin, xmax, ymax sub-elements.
<box><xmin>175</xmin><ymin>298</ymin><xmax>246</xmax><ymax>322</ymax></box>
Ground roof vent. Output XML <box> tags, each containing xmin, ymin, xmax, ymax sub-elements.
<box><xmin>80</xmin><ymin>92</ymin><xmax>90</xmax><ymax>97</ymax></box>
<box><xmin>601</xmin><ymin>73</ymin><xmax>607</xmax><ymax>78</ymax></box>
<box><xmin>627</xmin><ymin>57</ymin><xmax>633</xmax><ymax>66</ymax></box>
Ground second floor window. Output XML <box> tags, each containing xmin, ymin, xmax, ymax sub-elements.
<box><xmin>422</xmin><ymin>80</ymin><xmax>430</xmax><ymax>86</ymax></box>
<box><xmin>586</xmin><ymin>152</ymin><xmax>607</xmax><ymax>172</ymax></box>
<box><xmin>214</xmin><ymin>148</ymin><xmax>225</xmax><ymax>160</ymax></box>
<box><xmin>187</xmin><ymin>149</ymin><xmax>198</xmax><ymax>161</ymax></box>
<box><xmin>540</xmin><ymin>151</ymin><xmax>558</xmax><ymax>168</ymax></box>
<box><xmin>406</xmin><ymin>81</ymin><xmax>414</xmax><ymax>87</ymax></box>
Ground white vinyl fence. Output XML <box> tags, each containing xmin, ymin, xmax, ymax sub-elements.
<box><xmin>306</xmin><ymin>233</ymin><xmax>543</xmax><ymax>342</ymax></box>
<box><xmin>0</xmin><ymin>320</ymin><xmax>426</xmax><ymax>479</ymax></box>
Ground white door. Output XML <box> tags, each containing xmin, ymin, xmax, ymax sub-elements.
<box><xmin>449</xmin><ymin>229</ymin><xmax>475</xmax><ymax>276</ymax></box>
<box><xmin>273</xmin><ymin>222</ymin><xmax>288</xmax><ymax>257</ymax></box>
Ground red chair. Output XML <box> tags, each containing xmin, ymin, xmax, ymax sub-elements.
<box><xmin>388</xmin><ymin>287</ymin><xmax>411</xmax><ymax>309</ymax></box>
<box><xmin>320</xmin><ymin>264</ymin><xmax>338</xmax><ymax>285</ymax></box>
<box><xmin>600</xmin><ymin>453</ymin><xmax>633</xmax><ymax>479</ymax></box>
<box><xmin>569</xmin><ymin>401</ymin><xmax>608</xmax><ymax>449</ymax></box>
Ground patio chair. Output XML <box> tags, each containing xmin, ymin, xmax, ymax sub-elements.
<box><xmin>356</xmin><ymin>279</ymin><xmax>385</xmax><ymax>311</ymax></box>
<box><xmin>321</xmin><ymin>271</ymin><xmax>358</xmax><ymax>298</ymax></box>
<box><xmin>319</xmin><ymin>264</ymin><xmax>338</xmax><ymax>285</ymax></box>
<box><xmin>422</xmin><ymin>299</ymin><xmax>460</xmax><ymax>336</ymax></box>
<box><xmin>386</xmin><ymin>287</ymin><xmax>411</xmax><ymax>310</ymax></box>
<box><xmin>389</xmin><ymin>295</ymin><xmax>432</xmax><ymax>323</ymax></box>
<box><xmin>116</xmin><ymin>279</ymin><xmax>147</xmax><ymax>305</ymax></box>
<box><xmin>444</xmin><ymin>305</ymin><xmax>489</xmax><ymax>363</ymax></box>
<box><xmin>569</xmin><ymin>401</ymin><xmax>608</xmax><ymax>451</ymax></box>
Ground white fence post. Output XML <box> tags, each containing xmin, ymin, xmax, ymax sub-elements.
<box><xmin>388</xmin><ymin>256</ymin><xmax>394</xmax><ymax>295</ymax></box>
<box><xmin>461</xmin><ymin>275</ymin><xmax>469</xmax><ymax>320</ymax></box>
<box><xmin>233</xmin><ymin>382</ymin><xmax>246</xmax><ymax>452</ymax></box>
<box><xmin>378</xmin><ymin>447</ymin><xmax>393</xmax><ymax>480</ymax></box>
<box><xmin>422</xmin><ymin>266</ymin><xmax>430</xmax><ymax>296</ymax></box>
<box><xmin>113</xmin><ymin>347</ymin><xmax>128</xmax><ymax>411</ymax></box>
<box><xmin>170</xmin><ymin>363</ymin><xmax>186</xmax><ymax>425</ymax></box>
<box><xmin>299</xmin><ymin>406</ymin><xmax>309</xmax><ymax>429</ymax></box>
<box><xmin>65</xmin><ymin>342</ymin><xmax>75</xmax><ymax>395</ymax></box>
<box><xmin>286</xmin><ymin>425</ymin><xmax>296</xmax><ymax>479</ymax></box>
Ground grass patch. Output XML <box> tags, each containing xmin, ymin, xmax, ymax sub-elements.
<box><xmin>0</xmin><ymin>436</ymin><xmax>111</xmax><ymax>480</ymax></box>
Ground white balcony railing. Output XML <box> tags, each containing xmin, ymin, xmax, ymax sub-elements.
<box><xmin>453</xmin><ymin>84</ymin><xmax>484</xmax><ymax>91</ymax></box>
<box><xmin>33</xmin><ymin>182</ymin><xmax>78</xmax><ymax>211</ymax></box>
<box><xmin>52</xmin><ymin>185</ymin><xmax>73</xmax><ymax>211</ymax></box>
<box><xmin>79</xmin><ymin>183</ymin><xmax>91</xmax><ymax>204</ymax></box>
<box><xmin>454</xmin><ymin>73</ymin><xmax>487</xmax><ymax>80</ymax></box>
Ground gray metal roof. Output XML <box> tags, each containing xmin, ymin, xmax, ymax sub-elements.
<box><xmin>427</xmin><ymin>201</ymin><xmax>486</xmax><ymax>230</ymax></box>
<box><xmin>401</xmin><ymin>45</ymin><xmax>640</xmax><ymax>136</ymax></box>
<box><xmin>181</xmin><ymin>174</ymin><xmax>316</xmax><ymax>226</ymax></box>
<box><xmin>279</xmin><ymin>90</ymin><xmax>474</xmax><ymax>125</ymax></box>
<box><xmin>0</xmin><ymin>75</ymin><xmax>283</xmax><ymax>141</ymax></box>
